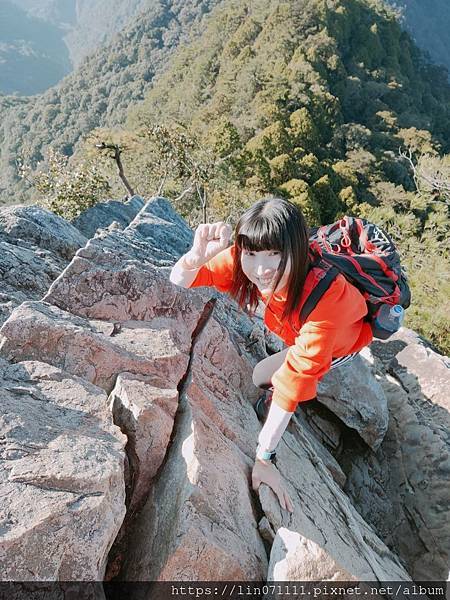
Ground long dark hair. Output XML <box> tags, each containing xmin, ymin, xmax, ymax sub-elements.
<box><xmin>230</xmin><ymin>197</ymin><xmax>310</xmax><ymax>323</ymax></box>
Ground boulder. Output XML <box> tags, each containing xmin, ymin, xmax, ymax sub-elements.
<box><xmin>0</xmin><ymin>301</ymin><xmax>190</xmax><ymax>393</ymax></box>
<box><xmin>0</xmin><ymin>204</ymin><xmax>86</xmax><ymax>260</ymax></box>
<box><xmin>127</xmin><ymin>196</ymin><xmax>194</xmax><ymax>262</ymax></box>
<box><xmin>109</xmin><ymin>372</ymin><xmax>179</xmax><ymax>513</ymax></box>
<box><xmin>71</xmin><ymin>195</ymin><xmax>145</xmax><ymax>239</ymax></box>
<box><xmin>259</xmin><ymin>422</ymin><xmax>411</xmax><ymax>582</ymax></box>
<box><xmin>0</xmin><ymin>358</ymin><xmax>126</xmax><ymax>580</ymax></box>
<box><xmin>317</xmin><ymin>354</ymin><xmax>389</xmax><ymax>451</ymax></box>
<box><xmin>0</xmin><ymin>205</ymin><xmax>86</xmax><ymax>328</ymax></box>
<box><xmin>340</xmin><ymin>341</ymin><xmax>450</xmax><ymax>581</ymax></box>
<box><xmin>371</xmin><ymin>328</ymin><xmax>450</xmax><ymax>410</ymax></box>
<box><xmin>0</xmin><ymin>200</ymin><xmax>143</xmax><ymax>329</ymax></box>
<box><xmin>118</xmin><ymin>315</ymin><xmax>268</xmax><ymax>581</ymax></box>
<box><xmin>269</xmin><ymin>528</ymin><xmax>356</xmax><ymax>580</ymax></box>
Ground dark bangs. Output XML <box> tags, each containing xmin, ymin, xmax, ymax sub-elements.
<box><xmin>236</xmin><ymin>217</ymin><xmax>285</xmax><ymax>253</ymax></box>
<box><xmin>230</xmin><ymin>197</ymin><xmax>310</xmax><ymax>325</ymax></box>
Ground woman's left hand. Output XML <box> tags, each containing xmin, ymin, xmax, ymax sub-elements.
<box><xmin>252</xmin><ymin>459</ymin><xmax>294</xmax><ymax>513</ymax></box>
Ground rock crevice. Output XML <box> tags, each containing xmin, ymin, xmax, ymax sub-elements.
<box><xmin>0</xmin><ymin>197</ymin><xmax>449</xmax><ymax>583</ymax></box>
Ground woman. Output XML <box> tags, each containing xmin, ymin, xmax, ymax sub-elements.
<box><xmin>170</xmin><ymin>197</ymin><xmax>373</xmax><ymax>513</ymax></box>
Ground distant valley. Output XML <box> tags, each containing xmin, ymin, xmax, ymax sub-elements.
<box><xmin>385</xmin><ymin>0</ymin><xmax>450</xmax><ymax>77</ymax></box>
<box><xmin>0</xmin><ymin>0</ymin><xmax>71</xmax><ymax>95</ymax></box>
<box><xmin>2</xmin><ymin>0</ymin><xmax>450</xmax><ymax>97</ymax></box>
<box><xmin>2</xmin><ymin>0</ymin><xmax>150</xmax><ymax>95</ymax></box>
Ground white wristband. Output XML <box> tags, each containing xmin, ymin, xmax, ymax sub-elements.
<box><xmin>257</xmin><ymin>402</ymin><xmax>293</xmax><ymax>451</ymax></box>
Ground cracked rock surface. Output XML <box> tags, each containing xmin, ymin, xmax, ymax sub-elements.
<box><xmin>0</xmin><ymin>196</ymin><xmax>449</xmax><ymax>583</ymax></box>
<box><xmin>0</xmin><ymin>358</ymin><xmax>126</xmax><ymax>580</ymax></box>
<box><xmin>338</xmin><ymin>341</ymin><xmax>450</xmax><ymax>581</ymax></box>
<box><xmin>71</xmin><ymin>196</ymin><xmax>145</xmax><ymax>239</ymax></box>
<box><xmin>0</xmin><ymin>199</ymin><xmax>143</xmax><ymax>329</ymax></box>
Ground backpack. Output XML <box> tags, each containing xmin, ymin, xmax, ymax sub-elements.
<box><xmin>301</xmin><ymin>216</ymin><xmax>411</xmax><ymax>339</ymax></box>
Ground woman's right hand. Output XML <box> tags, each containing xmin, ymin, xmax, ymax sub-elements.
<box><xmin>183</xmin><ymin>222</ymin><xmax>232</xmax><ymax>270</ymax></box>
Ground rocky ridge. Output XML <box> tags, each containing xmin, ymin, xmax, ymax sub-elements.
<box><xmin>0</xmin><ymin>197</ymin><xmax>449</xmax><ymax>584</ymax></box>
<box><xmin>0</xmin><ymin>195</ymin><xmax>144</xmax><ymax>328</ymax></box>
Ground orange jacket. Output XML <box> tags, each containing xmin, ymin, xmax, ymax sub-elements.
<box><xmin>189</xmin><ymin>245</ymin><xmax>373</xmax><ymax>412</ymax></box>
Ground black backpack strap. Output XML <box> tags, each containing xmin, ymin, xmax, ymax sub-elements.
<box><xmin>300</xmin><ymin>262</ymin><xmax>340</xmax><ymax>323</ymax></box>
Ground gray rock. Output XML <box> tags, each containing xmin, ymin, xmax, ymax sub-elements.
<box><xmin>371</xmin><ymin>327</ymin><xmax>450</xmax><ymax>410</ymax></box>
<box><xmin>118</xmin><ymin>315</ymin><xmax>268</xmax><ymax>581</ymax></box>
<box><xmin>261</xmin><ymin>425</ymin><xmax>411</xmax><ymax>582</ymax></box>
<box><xmin>71</xmin><ymin>195</ymin><xmax>145</xmax><ymax>239</ymax></box>
<box><xmin>109</xmin><ymin>372</ymin><xmax>179</xmax><ymax>514</ymax></box>
<box><xmin>0</xmin><ymin>204</ymin><xmax>87</xmax><ymax>328</ymax></box>
<box><xmin>288</xmin><ymin>411</ymin><xmax>347</xmax><ymax>488</ymax></box>
<box><xmin>317</xmin><ymin>354</ymin><xmax>389</xmax><ymax>450</ymax></box>
<box><xmin>0</xmin><ymin>239</ymin><xmax>63</xmax><ymax>295</ymax></box>
<box><xmin>341</xmin><ymin>342</ymin><xmax>450</xmax><ymax>581</ymax></box>
<box><xmin>0</xmin><ymin>301</ymin><xmax>190</xmax><ymax>393</ymax></box>
<box><xmin>0</xmin><ymin>358</ymin><xmax>126</xmax><ymax>580</ymax></box>
<box><xmin>127</xmin><ymin>196</ymin><xmax>194</xmax><ymax>263</ymax></box>
<box><xmin>0</xmin><ymin>204</ymin><xmax>87</xmax><ymax>260</ymax></box>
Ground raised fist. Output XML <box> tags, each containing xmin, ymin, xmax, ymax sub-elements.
<box><xmin>184</xmin><ymin>222</ymin><xmax>232</xmax><ymax>269</ymax></box>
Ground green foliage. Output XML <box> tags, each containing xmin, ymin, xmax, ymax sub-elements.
<box><xmin>269</xmin><ymin>154</ymin><xmax>298</xmax><ymax>185</ymax></box>
<box><xmin>312</xmin><ymin>175</ymin><xmax>342</xmax><ymax>222</ymax></box>
<box><xmin>339</xmin><ymin>185</ymin><xmax>358</xmax><ymax>212</ymax></box>
<box><xmin>289</xmin><ymin>108</ymin><xmax>320</xmax><ymax>151</ymax></box>
<box><xmin>18</xmin><ymin>148</ymin><xmax>110</xmax><ymax>219</ymax></box>
<box><xmin>0</xmin><ymin>0</ymin><xmax>223</xmax><ymax>204</ymax></box>
<box><xmin>279</xmin><ymin>178</ymin><xmax>321</xmax><ymax>225</ymax></box>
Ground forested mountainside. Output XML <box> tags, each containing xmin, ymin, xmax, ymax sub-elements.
<box><xmin>9</xmin><ymin>0</ymin><xmax>151</xmax><ymax>67</ymax></box>
<box><xmin>80</xmin><ymin>0</ymin><xmax>447</xmax><ymax>353</ymax></box>
<box><xmin>0</xmin><ymin>0</ymin><xmax>71</xmax><ymax>95</ymax></box>
<box><xmin>385</xmin><ymin>0</ymin><xmax>450</xmax><ymax>77</ymax></box>
<box><xmin>1</xmin><ymin>0</ymin><xmax>449</xmax><ymax>203</ymax></box>
<box><xmin>0</xmin><ymin>0</ymin><xmax>222</xmax><ymax>203</ymax></box>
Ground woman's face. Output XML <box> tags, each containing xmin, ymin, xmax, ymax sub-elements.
<box><xmin>240</xmin><ymin>249</ymin><xmax>291</xmax><ymax>296</ymax></box>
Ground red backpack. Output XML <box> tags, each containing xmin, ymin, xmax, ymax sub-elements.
<box><xmin>302</xmin><ymin>216</ymin><xmax>411</xmax><ymax>339</ymax></box>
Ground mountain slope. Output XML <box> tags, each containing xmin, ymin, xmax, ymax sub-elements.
<box><xmin>102</xmin><ymin>0</ymin><xmax>448</xmax><ymax>354</ymax></box>
<box><xmin>385</xmin><ymin>0</ymin><xmax>450</xmax><ymax>77</ymax></box>
<box><xmin>132</xmin><ymin>0</ymin><xmax>450</xmax><ymax>143</ymax></box>
<box><xmin>10</xmin><ymin>0</ymin><xmax>151</xmax><ymax>67</ymax></box>
<box><xmin>0</xmin><ymin>0</ymin><xmax>222</xmax><ymax>204</ymax></box>
<box><xmin>0</xmin><ymin>0</ymin><xmax>71</xmax><ymax>95</ymax></box>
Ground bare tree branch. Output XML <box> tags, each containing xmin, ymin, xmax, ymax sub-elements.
<box><xmin>399</xmin><ymin>147</ymin><xmax>450</xmax><ymax>204</ymax></box>
<box><xmin>96</xmin><ymin>142</ymin><xmax>136</xmax><ymax>198</ymax></box>
<box><xmin>157</xmin><ymin>170</ymin><xmax>169</xmax><ymax>196</ymax></box>
<box><xmin>174</xmin><ymin>183</ymin><xmax>194</xmax><ymax>203</ymax></box>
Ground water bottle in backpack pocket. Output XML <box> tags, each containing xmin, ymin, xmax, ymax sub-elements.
<box><xmin>372</xmin><ymin>304</ymin><xmax>405</xmax><ymax>340</ymax></box>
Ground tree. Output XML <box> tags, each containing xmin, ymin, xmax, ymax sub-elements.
<box><xmin>95</xmin><ymin>142</ymin><xmax>136</xmax><ymax>198</ymax></box>
<box><xmin>18</xmin><ymin>148</ymin><xmax>110</xmax><ymax>220</ymax></box>
<box><xmin>400</xmin><ymin>149</ymin><xmax>450</xmax><ymax>204</ymax></box>
<box><xmin>279</xmin><ymin>178</ymin><xmax>321</xmax><ymax>225</ymax></box>
<box><xmin>312</xmin><ymin>175</ymin><xmax>341</xmax><ymax>222</ymax></box>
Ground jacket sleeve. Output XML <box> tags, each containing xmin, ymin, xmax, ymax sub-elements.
<box><xmin>188</xmin><ymin>245</ymin><xmax>235</xmax><ymax>293</ymax></box>
<box><xmin>271</xmin><ymin>276</ymin><xmax>348</xmax><ymax>412</ymax></box>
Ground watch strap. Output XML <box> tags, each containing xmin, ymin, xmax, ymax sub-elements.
<box><xmin>256</xmin><ymin>444</ymin><xmax>277</xmax><ymax>462</ymax></box>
